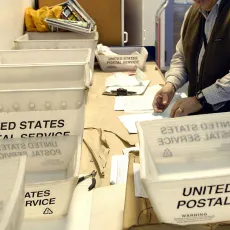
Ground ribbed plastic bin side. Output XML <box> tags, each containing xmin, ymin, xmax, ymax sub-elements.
<box><xmin>0</xmin><ymin>49</ymin><xmax>91</xmax><ymax>88</ymax></box>
<box><xmin>0</xmin><ymin>63</ymin><xmax>88</xmax><ymax>219</ymax></box>
<box><xmin>0</xmin><ymin>48</ymin><xmax>91</xmax><ymax>65</ymax></box>
<box><xmin>14</xmin><ymin>32</ymin><xmax>99</xmax><ymax>85</ymax></box>
<box><xmin>0</xmin><ymin>63</ymin><xmax>90</xmax><ymax>89</ymax></box>
<box><xmin>95</xmin><ymin>47</ymin><xmax>148</xmax><ymax>72</ymax></box>
<box><xmin>0</xmin><ymin>156</ymin><xmax>26</xmax><ymax>230</ymax></box>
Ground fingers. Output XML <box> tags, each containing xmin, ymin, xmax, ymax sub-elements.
<box><xmin>170</xmin><ymin>101</ymin><xmax>184</xmax><ymax>118</ymax></box>
<box><xmin>153</xmin><ymin>95</ymin><xmax>164</xmax><ymax>113</ymax></box>
<box><xmin>170</xmin><ymin>102</ymin><xmax>178</xmax><ymax>118</ymax></box>
<box><xmin>162</xmin><ymin>93</ymin><xmax>169</xmax><ymax>105</ymax></box>
<box><xmin>174</xmin><ymin>108</ymin><xmax>184</xmax><ymax>117</ymax></box>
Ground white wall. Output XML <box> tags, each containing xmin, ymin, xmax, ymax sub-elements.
<box><xmin>0</xmin><ymin>0</ymin><xmax>34</xmax><ymax>50</ymax></box>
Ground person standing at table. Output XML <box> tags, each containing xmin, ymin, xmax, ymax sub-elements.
<box><xmin>153</xmin><ymin>0</ymin><xmax>230</xmax><ymax>117</ymax></box>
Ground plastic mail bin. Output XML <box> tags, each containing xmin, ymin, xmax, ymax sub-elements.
<box><xmin>15</xmin><ymin>32</ymin><xmax>99</xmax><ymax>85</ymax></box>
<box><xmin>0</xmin><ymin>49</ymin><xmax>91</xmax><ymax>88</ymax></box>
<box><xmin>95</xmin><ymin>47</ymin><xmax>148</xmax><ymax>72</ymax></box>
<box><xmin>0</xmin><ymin>63</ymin><xmax>87</xmax><ymax>219</ymax></box>
<box><xmin>0</xmin><ymin>156</ymin><xmax>26</xmax><ymax>230</ymax></box>
<box><xmin>137</xmin><ymin>113</ymin><xmax>230</xmax><ymax>226</ymax></box>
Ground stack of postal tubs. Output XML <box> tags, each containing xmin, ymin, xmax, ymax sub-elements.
<box><xmin>15</xmin><ymin>32</ymin><xmax>99</xmax><ymax>85</ymax></box>
<box><xmin>0</xmin><ymin>28</ymin><xmax>98</xmax><ymax>228</ymax></box>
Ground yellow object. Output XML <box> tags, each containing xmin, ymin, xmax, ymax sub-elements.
<box><xmin>25</xmin><ymin>6</ymin><xmax>62</xmax><ymax>32</ymax></box>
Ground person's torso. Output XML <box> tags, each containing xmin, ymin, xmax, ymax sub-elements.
<box><xmin>182</xmin><ymin>0</ymin><xmax>230</xmax><ymax>97</ymax></box>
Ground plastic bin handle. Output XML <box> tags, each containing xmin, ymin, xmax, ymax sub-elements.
<box><xmin>84</xmin><ymin>64</ymin><xmax>91</xmax><ymax>88</ymax></box>
<box><xmin>143</xmin><ymin>30</ymin><xmax>146</xmax><ymax>41</ymax></box>
<box><xmin>124</xmin><ymin>32</ymin><xmax>129</xmax><ymax>44</ymax></box>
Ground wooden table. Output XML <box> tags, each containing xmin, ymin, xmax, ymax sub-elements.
<box><xmin>80</xmin><ymin>62</ymin><xmax>165</xmax><ymax>187</ymax></box>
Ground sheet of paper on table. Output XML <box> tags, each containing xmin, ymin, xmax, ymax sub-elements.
<box><xmin>117</xmin><ymin>86</ymin><xmax>188</xmax><ymax>133</ymax></box>
<box><xmin>114</xmin><ymin>85</ymin><xmax>187</xmax><ymax>112</ymax></box>
<box><xmin>118</xmin><ymin>113</ymin><xmax>164</xmax><ymax>134</ymax></box>
<box><xmin>133</xmin><ymin>163</ymin><xmax>148</xmax><ymax>199</ymax></box>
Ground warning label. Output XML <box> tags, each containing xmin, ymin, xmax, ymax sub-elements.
<box><xmin>163</xmin><ymin>148</ymin><xmax>173</xmax><ymax>157</ymax></box>
<box><xmin>174</xmin><ymin>213</ymin><xmax>215</xmax><ymax>224</ymax></box>
<box><xmin>43</xmin><ymin>208</ymin><xmax>53</xmax><ymax>215</ymax></box>
<box><xmin>25</xmin><ymin>190</ymin><xmax>56</xmax><ymax>208</ymax></box>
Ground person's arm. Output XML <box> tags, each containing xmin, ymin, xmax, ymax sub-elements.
<box><xmin>165</xmin><ymin>7</ymin><xmax>192</xmax><ymax>90</ymax></box>
<box><xmin>202</xmin><ymin>73</ymin><xmax>230</xmax><ymax>110</ymax></box>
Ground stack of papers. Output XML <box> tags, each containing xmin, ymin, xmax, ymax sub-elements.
<box><xmin>105</xmin><ymin>69</ymin><xmax>150</xmax><ymax>95</ymax></box>
<box><xmin>97</xmin><ymin>44</ymin><xmax>118</xmax><ymax>56</ymax></box>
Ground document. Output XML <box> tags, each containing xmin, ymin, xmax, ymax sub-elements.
<box><xmin>110</xmin><ymin>155</ymin><xmax>129</xmax><ymax>185</ymax></box>
<box><xmin>114</xmin><ymin>96</ymin><xmax>126</xmax><ymax>111</ymax></box>
<box><xmin>118</xmin><ymin>94</ymin><xmax>185</xmax><ymax>132</ymax></box>
<box><xmin>114</xmin><ymin>85</ymin><xmax>187</xmax><ymax>112</ymax></box>
<box><xmin>124</xmin><ymin>95</ymin><xmax>154</xmax><ymax>112</ymax></box>
<box><xmin>118</xmin><ymin>113</ymin><xmax>164</xmax><ymax>134</ymax></box>
<box><xmin>133</xmin><ymin>163</ymin><xmax>148</xmax><ymax>198</ymax></box>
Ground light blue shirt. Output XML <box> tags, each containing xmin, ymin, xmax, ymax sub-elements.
<box><xmin>166</xmin><ymin>0</ymin><xmax>230</xmax><ymax>111</ymax></box>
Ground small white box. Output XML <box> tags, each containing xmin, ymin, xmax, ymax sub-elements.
<box><xmin>137</xmin><ymin>113</ymin><xmax>230</xmax><ymax>225</ymax></box>
<box><xmin>0</xmin><ymin>49</ymin><xmax>91</xmax><ymax>88</ymax></box>
<box><xmin>0</xmin><ymin>156</ymin><xmax>27</xmax><ymax>230</ymax></box>
<box><xmin>14</xmin><ymin>32</ymin><xmax>99</xmax><ymax>85</ymax></box>
<box><xmin>0</xmin><ymin>61</ymin><xmax>87</xmax><ymax>219</ymax></box>
<box><xmin>95</xmin><ymin>47</ymin><xmax>148</xmax><ymax>72</ymax></box>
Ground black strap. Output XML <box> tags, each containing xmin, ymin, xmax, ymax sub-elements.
<box><xmin>201</xmin><ymin>16</ymin><xmax>208</xmax><ymax>49</ymax></box>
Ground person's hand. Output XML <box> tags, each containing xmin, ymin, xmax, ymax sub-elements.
<box><xmin>153</xmin><ymin>82</ymin><xmax>176</xmax><ymax>113</ymax></box>
<box><xmin>170</xmin><ymin>97</ymin><xmax>203</xmax><ymax>117</ymax></box>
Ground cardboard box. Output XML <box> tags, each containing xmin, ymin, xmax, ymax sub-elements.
<box><xmin>123</xmin><ymin>153</ymin><xmax>158</xmax><ymax>230</ymax></box>
<box><xmin>38</xmin><ymin>0</ymin><xmax>64</xmax><ymax>8</ymax></box>
<box><xmin>38</xmin><ymin>0</ymin><xmax>123</xmax><ymax>46</ymax></box>
<box><xmin>77</xmin><ymin>0</ymin><xmax>123</xmax><ymax>46</ymax></box>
